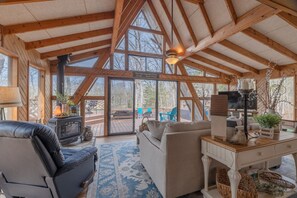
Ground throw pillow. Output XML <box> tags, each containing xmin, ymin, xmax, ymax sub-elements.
<box><xmin>147</xmin><ymin>120</ymin><xmax>170</xmax><ymax>140</ymax></box>
<box><xmin>164</xmin><ymin>121</ymin><xmax>211</xmax><ymax>133</ymax></box>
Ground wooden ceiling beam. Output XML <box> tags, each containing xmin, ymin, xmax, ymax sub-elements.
<box><xmin>182</xmin><ymin>59</ymin><xmax>226</xmax><ymax>77</ymax></box>
<box><xmin>147</xmin><ymin>0</ymin><xmax>171</xmax><ymax>45</ymax></box>
<box><xmin>111</xmin><ymin>0</ymin><xmax>125</xmax><ymax>53</ymax></box>
<box><xmin>159</xmin><ymin>0</ymin><xmax>185</xmax><ymax>50</ymax></box>
<box><xmin>49</xmin><ymin>47</ymin><xmax>109</xmax><ymax>66</ymax></box>
<box><xmin>25</xmin><ymin>27</ymin><xmax>112</xmax><ymax>50</ymax></box>
<box><xmin>186</xmin><ymin>4</ymin><xmax>279</xmax><ymax>55</ymax></box>
<box><xmin>198</xmin><ymin>2</ymin><xmax>214</xmax><ymax>36</ymax></box>
<box><xmin>224</xmin><ymin>0</ymin><xmax>237</xmax><ymax>23</ymax></box>
<box><xmin>176</xmin><ymin>0</ymin><xmax>198</xmax><ymax>46</ymax></box>
<box><xmin>219</xmin><ymin>40</ymin><xmax>281</xmax><ymax>70</ymax></box>
<box><xmin>40</xmin><ymin>39</ymin><xmax>111</xmax><ymax>59</ymax></box>
<box><xmin>277</xmin><ymin>11</ymin><xmax>297</xmax><ymax>29</ymax></box>
<box><xmin>202</xmin><ymin>48</ymin><xmax>260</xmax><ymax>74</ymax></box>
<box><xmin>242</xmin><ymin>27</ymin><xmax>297</xmax><ymax>62</ymax></box>
<box><xmin>183</xmin><ymin>0</ymin><xmax>204</xmax><ymax>4</ymax></box>
<box><xmin>190</xmin><ymin>54</ymin><xmax>243</xmax><ymax>76</ymax></box>
<box><xmin>0</xmin><ymin>0</ymin><xmax>51</xmax><ymax>5</ymax></box>
<box><xmin>257</xmin><ymin>0</ymin><xmax>297</xmax><ymax>17</ymax></box>
<box><xmin>72</xmin><ymin>52</ymin><xmax>110</xmax><ymax>104</ymax></box>
<box><xmin>3</xmin><ymin>11</ymin><xmax>114</xmax><ymax>34</ymax></box>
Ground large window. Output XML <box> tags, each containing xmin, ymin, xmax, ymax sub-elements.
<box><xmin>270</xmin><ymin>77</ymin><xmax>294</xmax><ymax>120</ymax></box>
<box><xmin>28</xmin><ymin>66</ymin><xmax>44</xmax><ymax>122</ymax></box>
<box><xmin>0</xmin><ymin>53</ymin><xmax>11</xmax><ymax>86</ymax></box>
<box><xmin>52</xmin><ymin>75</ymin><xmax>85</xmax><ymax>96</ymax></box>
<box><xmin>193</xmin><ymin>83</ymin><xmax>214</xmax><ymax>119</ymax></box>
<box><xmin>129</xmin><ymin>55</ymin><xmax>162</xmax><ymax>72</ymax></box>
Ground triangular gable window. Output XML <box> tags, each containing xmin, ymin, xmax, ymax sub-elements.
<box><xmin>86</xmin><ymin>77</ymin><xmax>104</xmax><ymax>96</ymax></box>
<box><xmin>103</xmin><ymin>59</ymin><xmax>110</xmax><ymax>69</ymax></box>
<box><xmin>206</xmin><ymin>73</ymin><xmax>218</xmax><ymax>78</ymax></box>
<box><xmin>185</xmin><ymin>65</ymin><xmax>204</xmax><ymax>76</ymax></box>
<box><xmin>68</xmin><ymin>57</ymin><xmax>98</xmax><ymax>68</ymax></box>
<box><xmin>116</xmin><ymin>37</ymin><xmax>125</xmax><ymax>50</ymax></box>
<box><xmin>132</xmin><ymin>11</ymin><xmax>150</xmax><ymax>29</ymax></box>
<box><xmin>52</xmin><ymin>75</ymin><xmax>85</xmax><ymax>96</ymax></box>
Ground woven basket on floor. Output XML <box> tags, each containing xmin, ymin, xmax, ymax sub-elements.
<box><xmin>216</xmin><ymin>168</ymin><xmax>258</xmax><ymax>198</ymax></box>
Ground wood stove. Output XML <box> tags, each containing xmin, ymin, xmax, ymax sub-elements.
<box><xmin>47</xmin><ymin>116</ymin><xmax>82</xmax><ymax>145</ymax></box>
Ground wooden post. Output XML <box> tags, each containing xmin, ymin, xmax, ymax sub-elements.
<box><xmin>104</xmin><ymin>76</ymin><xmax>109</xmax><ymax>136</ymax></box>
<box><xmin>0</xmin><ymin>25</ymin><xmax>3</xmax><ymax>47</ymax></box>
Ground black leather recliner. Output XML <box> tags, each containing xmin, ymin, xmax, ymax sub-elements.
<box><xmin>0</xmin><ymin>121</ymin><xmax>97</xmax><ymax>198</ymax></box>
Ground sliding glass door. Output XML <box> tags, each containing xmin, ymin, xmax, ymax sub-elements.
<box><xmin>109</xmin><ymin>79</ymin><xmax>135</xmax><ymax>135</ymax></box>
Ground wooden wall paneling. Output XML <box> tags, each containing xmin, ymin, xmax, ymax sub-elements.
<box><xmin>3</xmin><ymin>11</ymin><xmax>114</xmax><ymax>34</ymax></box>
<box><xmin>242</xmin><ymin>28</ymin><xmax>297</xmax><ymax>62</ymax></box>
<box><xmin>2</xmin><ymin>34</ymin><xmax>50</xmax><ymax>122</ymax></box>
<box><xmin>186</xmin><ymin>4</ymin><xmax>279</xmax><ymax>55</ymax></box>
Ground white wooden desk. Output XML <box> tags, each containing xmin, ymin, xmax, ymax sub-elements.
<box><xmin>201</xmin><ymin>132</ymin><xmax>297</xmax><ymax>198</ymax></box>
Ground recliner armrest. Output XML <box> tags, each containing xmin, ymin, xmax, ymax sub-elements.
<box><xmin>56</xmin><ymin>147</ymin><xmax>97</xmax><ymax>176</ymax></box>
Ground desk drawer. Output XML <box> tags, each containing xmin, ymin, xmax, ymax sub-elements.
<box><xmin>238</xmin><ymin>146</ymin><xmax>275</xmax><ymax>165</ymax></box>
<box><xmin>275</xmin><ymin>140</ymin><xmax>297</xmax><ymax>155</ymax></box>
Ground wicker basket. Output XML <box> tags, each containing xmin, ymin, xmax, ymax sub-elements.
<box><xmin>139</xmin><ymin>117</ymin><xmax>149</xmax><ymax>132</ymax></box>
<box><xmin>216</xmin><ymin>168</ymin><xmax>258</xmax><ymax>198</ymax></box>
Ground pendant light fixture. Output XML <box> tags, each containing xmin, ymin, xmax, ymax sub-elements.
<box><xmin>165</xmin><ymin>0</ymin><xmax>179</xmax><ymax>65</ymax></box>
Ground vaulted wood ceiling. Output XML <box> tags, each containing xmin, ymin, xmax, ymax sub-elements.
<box><xmin>0</xmin><ymin>0</ymin><xmax>297</xmax><ymax>77</ymax></box>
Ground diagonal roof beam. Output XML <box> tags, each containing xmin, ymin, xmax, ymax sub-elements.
<box><xmin>40</xmin><ymin>39</ymin><xmax>111</xmax><ymax>59</ymax></box>
<box><xmin>3</xmin><ymin>11</ymin><xmax>114</xmax><ymax>34</ymax></box>
<box><xmin>202</xmin><ymin>48</ymin><xmax>260</xmax><ymax>74</ymax></box>
<box><xmin>186</xmin><ymin>4</ymin><xmax>279</xmax><ymax>55</ymax></box>
<box><xmin>242</xmin><ymin>27</ymin><xmax>297</xmax><ymax>62</ymax></box>
<box><xmin>277</xmin><ymin>11</ymin><xmax>297</xmax><ymax>28</ymax></box>
<box><xmin>219</xmin><ymin>40</ymin><xmax>280</xmax><ymax>70</ymax></box>
<box><xmin>159</xmin><ymin>0</ymin><xmax>185</xmax><ymax>50</ymax></box>
<box><xmin>176</xmin><ymin>0</ymin><xmax>198</xmax><ymax>46</ymax></box>
<box><xmin>190</xmin><ymin>54</ymin><xmax>243</xmax><ymax>76</ymax></box>
<box><xmin>25</xmin><ymin>27</ymin><xmax>112</xmax><ymax>50</ymax></box>
<box><xmin>49</xmin><ymin>47</ymin><xmax>109</xmax><ymax>66</ymax></box>
<box><xmin>257</xmin><ymin>0</ymin><xmax>297</xmax><ymax>17</ymax></box>
<box><xmin>224</xmin><ymin>0</ymin><xmax>237</xmax><ymax>23</ymax></box>
<box><xmin>0</xmin><ymin>0</ymin><xmax>51</xmax><ymax>5</ymax></box>
<box><xmin>184</xmin><ymin>0</ymin><xmax>204</xmax><ymax>4</ymax></box>
<box><xmin>198</xmin><ymin>2</ymin><xmax>214</xmax><ymax>36</ymax></box>
<box><xmin>111</xmin><ymin>0</ymin><xmax>125</xmax><ymax>53</ymax></box>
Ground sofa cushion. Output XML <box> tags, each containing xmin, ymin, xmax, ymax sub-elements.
<box><xmin>147</xmin><ymin>120</ymin><xmax>170</xmax><ymax>140</ymax></box>
<box><xmin>142</xmin><ymin>131</ymin><xmax>161</xmax><ymax>149</ymax></box>
<box><xmin>164</xmin><ymin>121</ymin><xmax>211</xmax><ymax>133</ymax></box>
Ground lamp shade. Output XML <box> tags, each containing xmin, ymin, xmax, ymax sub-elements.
<box><xmin>0</xmin><ymin>87</ymin><xmax>22</xmax><ymax>108</ymax></box>
<box><xmin>165</xmin><ymin>49</ymin><xmax>179</xmax><ymax>65</ymax></box>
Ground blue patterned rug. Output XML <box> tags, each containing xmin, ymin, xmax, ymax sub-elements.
<box><xmin>87</xmin><ymin>141</ymin><xmax>162</xmax><ymax>198</ymax></box>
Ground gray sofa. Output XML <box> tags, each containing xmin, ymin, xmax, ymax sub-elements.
<box><xmin>137</xmin><ymin>121</ymin><xmax>219</xmax><ymax>198</ymax></box>
<box><xmin>0</xmin><ymin>121</ymin><xmax>97</xmax><ymax>198</ymax></box>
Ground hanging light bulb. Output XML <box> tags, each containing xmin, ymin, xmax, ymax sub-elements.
<box><xmin>165</xmin><ymin>0</ymin><xmax>179</xmax><ymax>65</ymax></box>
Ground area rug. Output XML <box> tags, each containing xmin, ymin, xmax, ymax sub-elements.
<box><xmin>87</xmin><ymin>141</ymin><xmax>162</xmax><ymax>198</ymax></box>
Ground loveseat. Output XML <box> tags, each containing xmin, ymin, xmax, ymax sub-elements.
<box><xmin>137</xmin><ymin>121</ymin><xmax>218</xmax><ymax>198</ymax></box>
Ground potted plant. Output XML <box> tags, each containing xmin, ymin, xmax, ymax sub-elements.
<box><xmin>255</xmin><ymin>113</ymin><xmax>282</xmax><ymax>137</ymax></box>
<box><xmin>56</xmin><ymin>92</ymin><xmax>71</xmax><ymax>115</ymax></box>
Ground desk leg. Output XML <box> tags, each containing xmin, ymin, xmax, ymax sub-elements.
<box><xmin>202</xmin><ymin>155</ymin><xmax>212</xmax><ymax>191</ymax></box>
<box><xmin>292</xmin><ymin>153</ymin><xmax>297</xmax><ymax>181</ymax></box>
<box><xmin>228</xmin><ymin>169</ymin><xmax>241</xmax><ymax>198</ymax></box>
